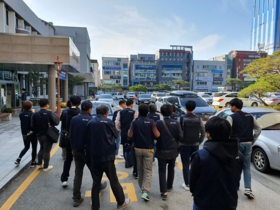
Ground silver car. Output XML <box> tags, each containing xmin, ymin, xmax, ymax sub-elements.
<box><xmin>212</xmin><ymin>107</ymin><xmax>280</xmax><ymax>173</ymax></box>
<box><xmin>97</xmin><ymin>94</ymin><xmax>114</xmax><ymax>107</ymax></box>
<box><xmin>91</xmin><ymin>101</ymin><xmax>114</xmax><ymax>120</ymax></box>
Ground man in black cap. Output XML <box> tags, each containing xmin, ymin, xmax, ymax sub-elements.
<box><xmin>21</xmin><ymin>88</ymin><xmax>27</xmax><ymax>112</ymax></box>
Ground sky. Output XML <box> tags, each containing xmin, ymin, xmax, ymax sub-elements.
<box><xmin>23</xmin><ymin>0</ymin><xmax>253</xmax><ymax>63</ymax></box>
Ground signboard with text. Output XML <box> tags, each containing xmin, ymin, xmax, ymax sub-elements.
<box><xmin>110</xmin><ymin>76</ymin><xmax>121</xmax><ymax>79</ymax></box>
<box><xmin>212</xmin><ymin>70</ymin><xmax>224</xmax><ymax>73</ymax></box>
<box><xmin>103</xmin><ymin>67</ymin><xmax>121</xmax><ymax>70</ymax></box>
<box><xmin>196</xmin><ymin>77</ymin><xmax>224</xmax><ymax>82</ymax></box>
<box><xmin>59</xmin><ymin>70</ymin><xmax>66</xmax><ymax>80</ymax></box>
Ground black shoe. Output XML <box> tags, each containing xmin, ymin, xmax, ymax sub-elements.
<box><xmin>30</xmin><ymin>162</ymin><xmax>37</xmax><ymax>168</ymax></box>
<box><xmin>244</xmin><ymin>188</ymin><xmax>254</xmax><ymax>199</ymax></box>
<box><xmin>167</xmin><ymin>188</ymin><xmax>173</xmax><ymax>192</ymax></box>
<box><xmin>73</xmin><ymin>198</ymin><xmax>84</xmax><ymax>207</ymax></box>
<box><xmin>99</xmin><ymin>182</ymin><xmax>107</xmax><ymax>192</ymax></box>
<box><xmin>15</xmin><ymin>158</ymin><xmax>21</xmax><ymax>166</ymax></box>
<box><xmin>133</xmin><ymin>173</ymin><xmax>138</xmax><ymax>179</ymax></box>
<box><xmin>161</xmin><ymin>194</ymin><xmax>167</xmax><ymax>200</ymax></box>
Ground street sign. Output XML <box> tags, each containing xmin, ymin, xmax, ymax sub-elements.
<box><xmin>59</xmin><ymin>70</ymin><xmax>66</xmax><ymax>80</ymax></box>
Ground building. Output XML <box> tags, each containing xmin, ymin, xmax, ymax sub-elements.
<box><xmin>102</xmin><ymin>56</ymin><xmax>128</xmax><ymax>87</ymax></box>
<box><xmin>155</xmin><ymin>45</ymin><xmax>193</xmax><ymax>88</ymax></box>
<box><xmin>0</xmin><ymin>0</ymin><xmax>81</xmax><ymax>111</ymax></box>
<box><xmin>90</xmin><ymin>59</ymin><xmax>100</xmax><ymax>87</ymax></box>
<box><xmin>193</xmin><ymin>60</ymin><xmax>226</xmax><ymax>92</ymax></box>
<box><xmin>129</xmin><ymin>54</ymin><xmax>156</xmax><ymax>89</ymax></box>
<box><xmin>251</xmin><ymin>0</ymin><xmax>280</xmax><ymax>54</ymax></box>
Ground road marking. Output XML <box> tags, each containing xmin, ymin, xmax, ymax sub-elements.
<box><xmin>85</xmin><ymin>191</ymin><xmax>101</xmax><ymax>205</ymax></box>
<box><xmin>114</xmin><ymin>159</ymin><xmax>125</xmax><ymax>165</ymax></box>
<box><xmin>176</xmin><ymin>159</ymin><xmax>183</xmax><ymax>170</ymax></box>
<box><xmin>110</xmin><ymin>183</ymin><xmax>138</xmax><ymax>203</ymax></box>
<box><xmin>102</xmin><ymin>171</ymin><xmax>129</xmax><ymax>181</ymax></box>
<box><xmin>0</xmin><ymin>144</ymin><xmax>60</xmax><ymax>210</ymax></box>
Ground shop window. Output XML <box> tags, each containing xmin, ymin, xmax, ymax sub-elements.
<box><xmin>113</xmin><ymin>62</ymin><xmax>120</xmax><ymax>66</ymax></box>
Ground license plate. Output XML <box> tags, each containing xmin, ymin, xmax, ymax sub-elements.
<box><xmin>144</xmin><ymin>101</ymin><xmax>149</xmax><ymax>103</ymax></box>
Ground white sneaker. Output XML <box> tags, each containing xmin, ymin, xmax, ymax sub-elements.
<box><xmin>182</xmin><ymin>183</ymin><xmax>190</xmax><ymax>191</ymax></box>
<box><xmin>43</xmin><ymin>165</ymin><xmax>53</xmax><ymax>172</ymax></box>
<box><xmin>116</xmin><ymin>155</ymin><xmax>124</xmax><ymax>159</ymax></box>
<box><xmin>62</xmin><ymin>181</ymin><xmax>68</xmax><ymax>187</ymax></box>
<box><xmin>36</xmin><ymin>164</ymin><xmax>44</xmax><ymax>169</ymax></box>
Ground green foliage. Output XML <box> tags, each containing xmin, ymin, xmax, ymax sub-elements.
<box><xmin>116</xmin><ymin>88</ymin><xmax>123</xmax><ymax>93</ymax></box>
<box><xmin>172</xmin><ymin>79</ymin><xmax>189</xmax><ymax>90</ymax></box>
<box><xmin>225</xmin><ymin>78</ymin><xmax>243</xmax><ymax>91</ymax></box>
<box><xmin>26</xmin><ymin>72</ymin><xmax>47</xmax><ymax>97</ymax></box>
<box><xmin>155</xmin><ymin>84</ymin><xmax>171</xmax><ymax>91</ymax></box>
<box><xmin>1</xmin><ymin>108</ymin><xmax>15</xmax><ymax>114</ymax></box>
<box><xmin>69</xmin><ymin>74</ymin><xmax>86</xmax><ymax>88</ymax></box>
<box><xmin>128</xmin><ymin>85</ymin><xmax>147</xmax><ymax>92</ymax></box>
<box><xmin>98</xmin><ymin>85</ymin><xmax>112</xmax><ymax>93</ymax></box>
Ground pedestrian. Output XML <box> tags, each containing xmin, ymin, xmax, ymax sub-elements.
<box><xmin>190</xmin><ymin>117</ymin><xmax>244</xmax><ymax>210</ymax></box>
<box><xmin>15</xmin><ymin>101</ymin><xmax>37</xmax><ymax>167</ymax></box>
<box><xmin>20</xmin><ymin>88</ymin><xmax>27</xmax><ymax>112</ymax></box>
<box><xmin>170</xmin><ymin>105</ymin><xmax>180</xmax><ymax>121</ymax></box>
<box><xmin>61</xmin><ymin>96</ymin><xmax>81</xmax><ymax>187</ymax></box>
<box><xmin>70</xmin><ymin>101</ymin><xmax>107</xmax><ymax>207</ymax></box>
<box><xmin>148</xmin><ymin>104</ymin><xmax>160</xmax><ymax>164</ymax></box>
<box><xmin>60</xmin><ymin>100</ymin><xmax>71</xmax><ymax>160</ymax></box>
<box><xmin>115</xmin><ymin>98</ymin><xmax>138</xmax><ymax>175</ymax></box>
<box><xmin>113</xmin><ymin>100</ymin><xmax>126</xmax><ymax>159</ymax></box>
<box><xmin>179</xmin><ymin>100</ymin><xmax>205</xmax><ymax>191</ymax></box>
<box><xmin>31</xmin><ymin>99</ymin><xmax>59</xmax><ymax>171</ymax></box>
<box><xmin>128</xmin><ymin>104</ymin><xmax>160</xmax><ymax>201</ymax></box>
<box><xmin>226</xmin><ymin>98</ymin><xmax>261</xmax><ymax>199</ymax></box>
<box><xmin>155</xmin><ymin>104</ymin><xmax>183</xmax><ymax>200</ymax></box>
<box><xmin>87</xmin><ymin>104</ymin><xmax>131</xmax><ymax>210</ymax></box>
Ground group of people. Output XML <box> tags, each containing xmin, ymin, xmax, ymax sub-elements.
<box><xmin>14</xmin><ymin>93</ymin><xmax>261</xmax><ymax>210</ymax></box>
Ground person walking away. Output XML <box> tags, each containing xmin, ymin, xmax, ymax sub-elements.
<box><xmin>148</xmin><ymin>104</ymin><xmax>160</xmax><ymax>164</ymax></box>
<box><xmin>87</xmin><ymin>104</ymin><xmax>131</xmax><ymax>210</ymax></box>
<box><xmin>61</xmin><ymin>96</ymin><xmax>81</xmax><ymax>187</ymax></box>
<box><xmin>31</xmin><ymin>99</ymin><xmax>59</xmax><ymax>171</ymax></box>
<box><xmin>190</xmin><ymin>117</ymin><xmax>244</xmax><ymax>210</ymax></box>
<box><xmin>60</xmin><ymin>100</ymin><xmax>71</xmax><ymax>160</ymax></box>
<box><xmin>15</xmin><ymin>101</ymin><xmax>37</xmax><ymax>167</ymax></box>
<box><xmin>20</xmin><ymin>88</ymin><xmax>27</xmax><ymax>112</ymax></box>
<box><xmin>70</xmin><ymin>101</ymin><xmax>107</xmax><ymax>207</ymax></box>
<box><xmin>170</xmin><ymin>105</ymin><xmax>180</xmax><ymax>121</ymax></box>
<box><xmin>226</xmin><ymin>98</ymin><xmax>261</xmax><ymax>199</ymax></box>
<box><xmin>113</xmin><ymin>100</ymin><xmax>126</xmax><ymax>159</ymax></box>
<box><xmin>155</xmin><ymin>104</ymin><xmax>183</xmax><ymax>200</ymax></box>
<box><xmin>128</xmin><ymin>104</ymin><xmax>160</xmax><ymax>201</ymax></box>
<box><xmin>179</xmin><ymin>100</ymin><xmax>205</xmax><ymax>191</ymax></box>
<box><xmin>115</xmin><ymin>98</ymin><xmax>138</xmax><ymax>175</ymax></box>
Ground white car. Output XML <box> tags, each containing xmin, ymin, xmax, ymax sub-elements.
<box><xmin>213</xmin><ymin>92</ymin><xmax>261</xmax><ymax>108</ymax></box>
<box><xmin>95</xmin><ymin>91</ymin><xmax>104</xmax><ymax>100</ymax></box>
<box><xmin>151</xmin><ymin>92</ymin><xmax>166</xmax><ymax>103</ymax></box>
<box><xmin>97</xmin><ymin>94</ymin><xmax>114</xmax><ymax>107</ymax></box>
<box><xmin>263</xmin><ymin>96</ymin><xmax>280</xmax><ymax>106</ymax></box>
<box><xmin>156</xmin><ymin>96</ymin><xmax>170</xmax><ymax>112</ymax></box>
<box><xmin>113</xmin><ymin>93</ymin><xmax>124</xmax><ymax>100</ymax></box>
<box><xmin>91</xmin><ymin>101</ymin><xmax>113</xmax><ymax>120</ymax></box>
<box><xmin>127</xmin><ymin>92</ymin><xmax>136</xmax><ymax>99</ymax></box>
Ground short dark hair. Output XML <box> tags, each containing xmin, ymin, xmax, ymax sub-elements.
<box><xmin>172</xmin><ymin>105</ymin><xmax>176</xmax><ymax>112</ymax></box>
<box><xmin>23</xmin><ymin>101</ymin><xmax>33</xmax><ymax>111</ymax></box>
<box><xmin>149</xmin><ymin>105</ymin><xmax>157</xmax><ymax>113</ymax></box>
<box><xmin>81</xmin><ymin>100</ymin><xmax>93</xmax><ymax>112</ymax></box>
<box><xmin>39</xmin><ymin>99</ymin><xmax>49</xmax><ymax>108</ymax></box>
<box><xmin>138</xmin><ymin>104</ymin><xmax>149</xmax><ymax>117</ymax></box>
<box><xmin>96</xmin><ymin>104</ymin><xmax>109</xmax><ymax>115</ymax></box>
<box><xmin>22</xmin><ymin>88</ymin><xmax>26</xmax><ymax>91</ymax></box>
<box><xmin>161</xmin><ymin>104</ymin><xmax>172</xmax><ymax>117</ymax></box>
<box><xmin>185</xmin><ymin>100</ymin><xmax>196</xmax><ymax>111</ymax></box>
<box><xmin>119</xmin><ymin>100</ymin><xmax>126</xmax><ymax>106</ymax></box>
<box><xmin>205</xmin><ymin>117</ymin><xmax>232</xmax><ymax>140</ymax></box>
<box><xmin>126</xmin><ymin>98</ymin><xmax>134</xmax><ymax>106</ymax></box>
<box><xmin>66</xmin><ymin>100</ymin><xmax>71</xmax><ymax>108</ymax></box>
<box><xmin>229</xmin><ymin>98</ymin><xmax>243</xmax><ymax>109</ymax></box>
<box><xmin>70</xmin><ymin>96</ymin><xmax>81</xmax><ymax>106</ymax></box>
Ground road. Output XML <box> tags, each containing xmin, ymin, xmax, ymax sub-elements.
<box><xmin>0</xmin><ymin>100</ymin><xmax>279</xmax><ymax>210</ymax></box>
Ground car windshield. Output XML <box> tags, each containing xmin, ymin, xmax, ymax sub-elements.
<box><xmin>157</xmin><ymin>93</ymin><xmax>166</xmax><ymax>97</ymax></box>
<box><xmin>214</xmin><ymin>93</ymin><xmax>227</xmax><ymax>97</ymax></box>
<box><xmin>99</xmin><ymin>94</ymin><xmax>112</xmax><ymax>99</ymax></box>
<box><xmin>180</xmin><ymin>97</ymin><xmax>209</xmax><ymax>107</ymax></box>
<box><xmin>139</xmin><ymin>94</ymin><xmax>151</xmax><ymax>98</ymax></box>
<box><xmin>91</xmin><ymin>103</ymin><xmax>113</xmax><ymax>116</ymax></box>
<box><xmin>251</xmin><ymin>112</ymin><xmax>280</xmax><ymax>130</ymax></box>
<box><xmin>128</xmin><ymin>92</ymin><xmax>135</xmax><ymax>95</ymax></box>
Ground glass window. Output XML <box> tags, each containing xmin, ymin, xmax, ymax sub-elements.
<box><xmin>131</xmin><ymin>58</ymin><xmax>135</xmax><ymax>61</ymax></box>
<box><xmin>148</xmin><ymin>57</ymin><xmax>153</xmax><ymax>60</ymax></box>
<box><xmin>123</xmin><ymin>71</ymin><xmax>128</xmax><ymax>77</ymax></box>
<box><xmin>113</xmin><ymin>62</ymin><xmax>120</xmax><ymax>66</ymax></box>
<box><xmin>213</xmin><ymin>73</ymin><xmax>222</xmax><ymax>77</ymax></box>
<box><xmin>197</xmin><ymin>82</ymin><xmax>207</xmax><ymax>85</ymax></box>
<box><xmin>113</xmin><ymin>71</ymin><xmax>120</xmax><ymax>75</ymax></box>
<box><xmin>99</xmin><ymin>94</ymin><xmax>112</xmax><ymax>99</ymax></box>
<box><xmin>123</xmin><ymin>79</ymin><xmax>127</xmax><ymax>86</ymax></box>
<box><xmin>197</xmin><ymin>73</ymin><xmax>208</xmax><ymax>77</ymax></box>
<box><xmin>140</xmin><ymin>57</ymin><xmax>145</xmax><ymax>60</ymax></box>
<box><xmin>104</xmin><ymin>71</ymin><xmax>111</xmax><ymax>75</ymax></box>
<box><xmin>180</xmin><ymin>97</ymin><xmax>209</xmax><ymax>107</ymax></box>
<box><xmin>123</xmin><ymin>63</ymin><xmax>128</xmax><ymax>68</ymax></box>
<box><xmin>104</xmin><ymin>80</ymin><xmax>111</xmax><ymax>85</ymax></box>
<box><xmin>212</xmin><ymin>82</ymin><xmax>222</xmax><ymax>85</ymax></box>
<box><xmin>203</xmin><ymin>65</ymin><xmax>217</xmax><ymax>69</ymax></box>
<box><xmin>197</xmin><ymin>65</ymin><xmax>199</xmax><ymax>69</ymax></box>
<box><xmin>91</xmin><ymin>102</ymin><xmax>113</xmax><ymax>116</ymax></box>
<box><xmin>104</xmin><ymin>61</ymin><xmax>111</xmax><ymax>65</ymax></box>
<box><xmin>0</xmin><ymin>70</ymin><xmax>3</xmax><ymax>80</ymax></box>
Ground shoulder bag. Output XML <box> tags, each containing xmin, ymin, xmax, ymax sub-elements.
<box><xmin>38</xmin><ymin>112</ymin><xmax>60</xmax><ymax>143</ymax></box>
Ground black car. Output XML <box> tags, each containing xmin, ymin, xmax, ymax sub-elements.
<box><xmin>136</xmin><ymin>94</ymin><xmax>152</xmax><ymax>105</ymax></box>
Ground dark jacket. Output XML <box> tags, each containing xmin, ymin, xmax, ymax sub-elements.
<box><xmin>155</xmin><ymin>117</ymin><xmax>183</xmax><ymax>160</ymax></box>
<box><xmin>170</xmin><ymin>113</ymin><xmax>180</xmax><ymax>121</ymax></box>
<box><xmin>148</xmin><ymin>113</ymin><xmax>160</xmax><ymax>123</ymax></box>
<box><xmin>190</xmin><ymin>138</ymin><xmax>244</xmax><ymax>210</ymax></box>
<box><xmin>230</xmin><ymin>111</ymin><xmax>254</xmax><ymax>143</ymax></box>
<box><xmin>70</xmin><ymin>112</ymin><xmax>92</xmax><ymax>152</ymax></box>
<box><xmin>132</xmin><ymin>117</ymin><xmax>154</xmax><ymax>149</ymax></box>
<box><xmin>60</xmin><ymin>108</ymin><xmax>69</xmax><ymax>131</ymax></box>
<box><xmin>61</xmin><ymin>107</ymin><xmax>81</xmax><ymax>132</ymax></box>
<box><xmin>32</xmin><ymin>109</ymin><xmax>60</xmax><ymax>137</ymax></box>
<box><xmin>21</xmin><ymin>92</ymin><xmax>27</xmax><ymax>102</ymax></box>
<box><xmin>87</xmin><ymin>115</ymin><xmax>118</xmax><ymax>163</ymax></box>
<box><xmin>19</xmin><ymin>111</ymin><xmax>33</xmax><ymax>135</ymax></box>
<box><xmin>120</xmin><ymin>108</ymin><xmax>135</xmax><ymax>144</ymax></box>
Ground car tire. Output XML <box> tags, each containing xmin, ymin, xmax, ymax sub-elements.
<box><xmin>225</xmin><ymin>103</ymin><xmax>230</xmax><ymax>108</ymax></box>
<box><xmin>252</xmin><ymin>148</ymin><xmax>270</xmax><ymax>173</ymax></box>
<box><xmin>251</xmin><ymin>102</ymin><xmax>258</xmax><ymax>107</ymax></box>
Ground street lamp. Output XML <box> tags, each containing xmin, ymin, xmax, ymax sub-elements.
<box><xmin>54</xmin><ymin>56</ymin><xmax>63</xmax><ymax>116</ymax></box>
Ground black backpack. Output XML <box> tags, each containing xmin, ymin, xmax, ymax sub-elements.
<box><xmin>182</xmin><ymin>115</ymin><xmax>201</xmax><ymax>144</ymax></box>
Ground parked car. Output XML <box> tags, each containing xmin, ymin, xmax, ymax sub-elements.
<box><xmin>97</xmin><ymin>94</ymin><xmax>114</xmax><ymax>107</ymax></box>
<box><xmin>136</xmin><ymin>94</ymin><xmax>152</xmax><ymax>105</ymax></box>
<box><xmin>200</xmin><ymin>94</ymin><xmax>213</xmax><ymax>105</ymax></box>
<box><xmin>136</xmin><ymin>92</ymin><xmax>145</xmax><ymax>97</ymax></box>
<box><xmin>151</xmin><ymin>92</ymin><xmax>166</xmax><ymax>103</ymax></box>
<box><xmin>91</xmin><ymin>101</ymin><xmax>113</xmax><ymax>120</ymax></box>
<box><xmin>265</xmin><ymin>92</ymin><xmax>280</xmax><ymax>97</ymax></box>
<box><xmin>95</xmin><ymin>91</ymin><xmax>104</xmax><ymax>100</ymax></box>
<box><xmin>113</xmin><ymin>92</ymin><xmax>124</xmax><ymax>100</ymax></box>
<box><xmin>167</xmin><ymin>91</ymin><xmax>216</xmax><ymax>121</ymax></box>
<box><xmin>156</xmin><ymin>96</ymin><xmax>170</xmax><ymax>112</ymax></box>
<box><xmin>127</xmin><ymin>92</ymin><xmax>136</xmax><ymax>99</ymax></box>
<box><xmin>263</xmin><ymin>96</ymin><xmax>280</xmax><ymax>106</ymax></box>
<box><xmin>212</xmin><ymin>92</ymin><xmax>261</xmax><ymax>108</ymax></box>
<box><xmin>212</xmin><ymin>107</ymin><xmax>280</xmax><ymax>173</ymax></box>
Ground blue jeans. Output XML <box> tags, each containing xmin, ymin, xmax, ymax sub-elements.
<box><xmin>115</xmin><ymin>132</ymin><xmax>121</xmax><ymax>156</ymax></box>
<box><xmin>239</xmin><ymin>143</ymin><xmax>252</xmax><ymax>188</ymax></box>
<box><xmin>193</xmin><ymin>203</ymin><xmax>203</xmax><ymax>210</ymax></box>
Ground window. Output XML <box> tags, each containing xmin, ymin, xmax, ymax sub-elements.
<box><xmin>212</xmin><ymin>82</ymin><xmax>222</xmax><ymax>85</ymax></box>
<box><xmin>197</xmin><ymin>65</ymin><xmax>199</xmax><ymax>69</ymax></box>
<box><xmin>104</xmin><ymin>61</ymin><xmax>111</xmax><ymax>65</ymax></box>
<box><xmin>167</xmin><ymin>97</ymin><xmax>179</xmax><ymax>104</ymax></box>
<box><xmin>203</xmin><ymin>65</ymin><xmax>217</xmax><ymax>69</ymax></box>
<box><xmin>115</xmin><ymin>80</ymin><xmax>120</xmax><ymax>84</ymax></box>
<box><xmin>213</xmin><ymin>73</ymin><xmax>222</xmax><ymax>77</ymax></box>
<box><xmin>104</xmin><ymin>80</ymin><xmax>111</xmax><ymax>85</ymax></box>
<box><xmin>6</xmin><ymin>10</ymin><xmax>8</xmax><ymax>25</ymax></box>
<box><xmin>148</xmin><ymin>57</ymin><xmax>153</xmax><ymax>60</ymax></box>
<box><xmin>123</xmin><ymin>71</ymin><xmax>128</xmax><ymax>77</ymax></box>
<box><xmin>113</xmin><ymin>62</ymin><xmax>120</xmax><ymax>66</ymax></box>
<box><xmin>131</xmin><ymin>58</ymin><xmax>135</xmax><ymax>61</ymax></box>
<box><xmin>226</xmin><ymin>93</ymin><xmax>238</xmax><ymax>97</ymax></box>
<box><xmin>197</xmin><ymin>82</ymin><xmax>207</xmax><ymax>85</ymax></box>
<box><xmin>123</xmin><ymin>79</ymin><xmax>128</xmax><ymax>86</ymax></box>
<box><xmin>123</xmin><ymin>63</ymin><xmax>128</xmax><ymax>68</ymax></box>
<box><xmin>220</xmin><ymin>66</ymin><xmax>222</xmax><ymax>69</ymax></box>
<box><xmin>197</xmin><ymin>73</ymin><xmax>208</xmax><ymax>77</ymax></box>
<box><xmin>140</xmin><ymin>57</ymin><xmax>145</xmax><ymax>60</ymax></box>
<box><xmin>113</xmin><ymin>71</ymin><xmax>120</xmax><ymax>75</ymax></box>
<box><xmin>104</xmin><ymin>71</ymin><xmax>111</xmax><ymax>75</ymax></box>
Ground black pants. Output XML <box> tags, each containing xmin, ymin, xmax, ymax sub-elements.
<box><xmin>158</xmin><ymin>159</ymin><xmax>176</xmax><ymax>193</ymax></box>
<box><xmin>73</xmin><ymin>151</ymin><xmax>93</xmax><ymax>200</ymax></box>
<box><xmin>37</xmin><ymin>136</ymin><xmax>53</xmax><ymax>168</ymax></box>
<box><xmin>19</xmin><ymin>134</ymin><xmax>37</xmax><ymax>162</ymax></box>
<box><xmin>61</xmin><ymin>142</ymin><xmax>73</xmax><ymax>182</ymax></box>
<box><xmin>91</xmin><ymin>160</ymin><xmax>125</xmax><ymax>210</ymax></box>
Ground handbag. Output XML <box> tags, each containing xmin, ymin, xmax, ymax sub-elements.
<box><xmin>38</xmin><ymin>112</ymin><xmax>60</xmax><ymax>143</ymax></box>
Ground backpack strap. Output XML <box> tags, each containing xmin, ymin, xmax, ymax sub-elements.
<box><xmin>162</xmin><ymin>119</ymin><xmax>175</xmax><ymax>142</ymax></box>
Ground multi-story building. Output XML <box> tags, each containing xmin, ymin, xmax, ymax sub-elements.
<box><xmin>102</xmin><ymin>56</ymin><xmax>129</xmax><ymax>87</ymax></box>
<box><xmin>193</xmin><ymin>60</ymin><xmax>226</xmax><ymax>92</ymax></box>
<box><xmin>90</xmin><ymin>59</ymin><xmax>100</xmax><ymax>87</ymax></box>
<box><xmin>251</xmin><ymin>0</ymin><xmax>280</xmax><ymax>54</ymax></box>
<box><xmin>129</xmin><ymin>54</ymin><xmax>156</xmax><ymax>89</ymax></box>
<box><xmin>155</xmin><ymin>45</ymin><xmax>193</xmax><ymax>88</ymax></box>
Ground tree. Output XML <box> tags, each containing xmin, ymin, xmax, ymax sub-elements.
<box><xmin>98</xmin><ymin>85</ymin><xmax>112</xmax><ymax>93</ymax></box>
<box><xmin>26</xmin><ymin>72</ymin><xmax>47</xmax><ymax>98</ymax></box>
<box><xmin>225</xmin><ymin>78</ymin><xmax>243</xmax><ymax>91</ymax></box>
<box><xmin>172</xmin><ymin>79</ymin><xmax>189</xmax><ymax>90</ymax></box>
<box><xmin>69</xmin><ymin>74</ymin><xmax>86</xmax><ymax>95</ymax></box>
<box><xmin>155</xmin><ymin>84</ymin><xmax>171</xmax><ymax>91</ymax></box>
<box><xmin>116</xmin><ymin>88</ymin><xmax>123</xmax><ymax>93</ymax></box>
<box><xmin>128</xmin><ymin>85</ymin><xmax>147</xmax><ymax>92</ymax></box>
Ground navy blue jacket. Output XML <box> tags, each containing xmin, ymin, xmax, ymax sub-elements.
<box><xmin>60</xmin><ymin>108</ymin><xmax>69</xmax><ymax>131</ymax></box>
<box><xmin>70</xmin><ymin>113</ymin><xmax>92</xmax><ymax>152</ymax></box>
<box><xmin>132</xmin><ymin>117</ymin><xmax>154</xmax><ymax>149</ymax></box>
<box><xmin>19</xmin><ymin>111</ymin><xmax>33</xmax><ymax>135</ymax></box>
<box><xmin>21</xmin><ymin>92</ymin><xmax>27</xmax><ymax>101</ymax></box>
<box><xmin>170</xmin><ymin>113</ymin><xmax>180</xmax><ymax>121</ymax></box>
<box><xmin>87</xmin><ymin>115</ymin><xmax>118</xmax><ymax>163</ymax></box>
<box><xmin>230</xmin><ymin>111</ymin><xmax>254</xmax><ymax>143</ymax></box>
<box><xmin>120</xmin><ymin>108</ymin><xmax>135</xmax><ymax>144</ymax></box>
<box><xmin>60</xmin><ymin>108</ymin><xmax>80</xmax><ymax>132</ymax></box>
<box><xmin>190</xmin><ymin>138</ymin><xmax>244</xmax><ymax>210</ymax></box>
<box><xmin>148</xmin><ymin>113</ymin><xmax>160</xmax><ymax>123</ymax></box>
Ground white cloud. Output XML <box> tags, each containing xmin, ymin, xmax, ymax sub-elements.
<box><xmin>194</xmin><ymin>34</ymin><xmax>224</xmax><ymax>52</ymax></box>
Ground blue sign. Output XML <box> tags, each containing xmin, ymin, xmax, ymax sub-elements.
<box><xmin>59</xmin><ymin>70</ymin><xmax>66</xmax><ymax>80</ymax></box>
<box><xmin>103</xmin><ymin>67</ymin><xmax>121</xmax><ymax>70</ymax></box>
<box><xmin>110</xmin><ymin>76</ymin><xmax>121</xmax><ymax>79</ymax></box>
<box><xmin>212</xmin><ymin>70</ymin><xmax>223</xmax><ymax>73</ymax></box>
